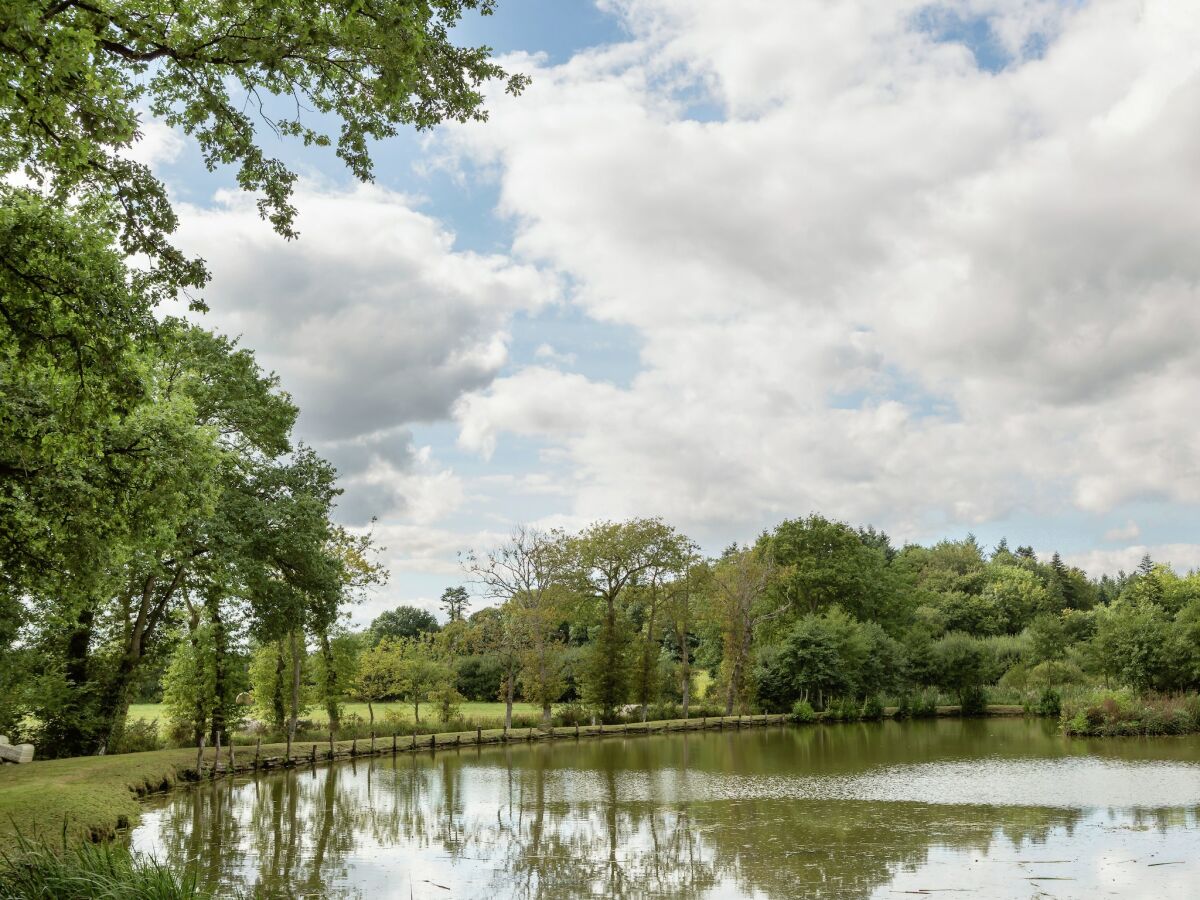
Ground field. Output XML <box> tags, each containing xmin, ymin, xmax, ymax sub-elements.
<box><xmin>127</xmin><ymin>701</ymin><xmax>545</xmax><ymax>735</ymax></box>
<box><xmin>128</xmin><ymin>673</ymin><xmax>713</xmax><ymax>736</ymax></box>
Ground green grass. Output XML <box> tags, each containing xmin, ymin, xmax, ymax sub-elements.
<box><xmin>127</xmin><ymin>701</ymin><xmax>544</xmax><ymax>734</ymax></box>
<box><xmin>0</xmin><ymin>833</ymin><xmax>207</xmax><ymax>899</ymax></box>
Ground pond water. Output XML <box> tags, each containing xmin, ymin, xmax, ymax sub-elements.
<box><xmin>130</xmin><ymin>718</ymin><xmax>1200</xmax><ymax>899</ymax></box>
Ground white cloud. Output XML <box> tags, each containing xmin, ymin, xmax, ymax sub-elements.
<box><xmin>439</xmin><ymin>0</ymin><xmax>1200</xmax><ymax>547</ymax></box>
<box><xmin>1103</xmin><ymin>520</ymin><xmax>1141</xmax><ymax>543</ymax></box>
<box><xmin>126</xmin><ymin>116</ymin><xmax>185</xmax><ymax>168</ymax></box>
<box><xmin>1064</xmin><ymin>544</ymin><xmax>1200</xmax><ymax>577</ymax></box>
<box><xmin>173</xmin><ymin>182</ymin><xmax>560</xmax><ymax>524</ymax></box>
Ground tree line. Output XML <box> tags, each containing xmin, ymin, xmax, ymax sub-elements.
<box><xmin>137</xmin><ymin>516</ymin><xmax>1200</xmax><ymax>749</ymax></box>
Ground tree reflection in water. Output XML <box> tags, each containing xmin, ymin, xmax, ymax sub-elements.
<box><xmin>131</xmin><ymin>720</ymin><xmax>1200</xmax><ymax>899</ymax></box>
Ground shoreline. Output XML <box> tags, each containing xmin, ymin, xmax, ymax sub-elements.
<box><xmin>0</xmin><ymin>707</ymin><xmax>1029</xmax><ymax>846</ymax></box>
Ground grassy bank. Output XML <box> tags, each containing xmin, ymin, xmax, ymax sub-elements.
<box><xmin>1061</xmin><ymin>690</ymin><xmax>1200</xmax><ymax>736</ymax></box>
<box><xmin>0</xmin><ymin>714</ymin><xmax>783</xmax><ymax>847</ymax></box>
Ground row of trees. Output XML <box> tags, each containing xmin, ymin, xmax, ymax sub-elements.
<box><xmin>204</xmin><ymin>517</ymin><xmax>1200</xmax><ymax>744</ymax></box>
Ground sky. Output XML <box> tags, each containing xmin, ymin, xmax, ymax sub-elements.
<box><xmin>143</xmin><ymin>0</ymin><xmax>1200</xmax><ymax>625</ymax></box>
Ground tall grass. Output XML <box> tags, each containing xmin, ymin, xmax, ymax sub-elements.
<box><xmin>0</xmin><ymin>831</ymin><xmax>209</xmax><ymax>899</ymax></box>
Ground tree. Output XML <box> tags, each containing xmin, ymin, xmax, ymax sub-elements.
<box><xmin>631</xmin><ymin>532</ymin><xmax>696</xmax><ymax>722</ymax></box>
<box><xmin>706</xmin><ymin>544</ymin><xmax>781</xmax><ymax>715</ymax></box>
<box><xmin>933</xmin><ymin>633</ymin><xmax>993</xmax><ymax>708</ymax></box>
<box><xmin>664</xmin><ymin>548</ymin><xmax>705</xmax><ymax>718</ymax></box>
<box><xmin>770</xmin><ymin>515</ymin><xmax>902</xmax><ymax>626</ymax></box>
<box><xmin>368</xmin><ymin>606</ymin><xmax>440</xmax><ymax>644</ymax></box>
<box><xmin>394</xmin><ymin>638</ymin><xmax>450</xmax><ymax>724</ymax></box>
<box><xmin>440</xmin><ymin>586</ymin><xmax>470</xmax><ymax>623</ymax></box>
<box><xmin>468</xmin><ymin>526</ymin><xmax>570</xmax><ymax>728</ymax></box>
<box><xmin>1</xmin><ymin>0</ymin><xmax>529</xmax><ymax>296</ymax></box>
<box><xmin>353</xmin><ymin>640</ymin><xmax>403</xmax><ymax>727</ymax></box>
<box><xmin>465</xmin><ymin>605</ymin><xmax>522</xmax><ymax>729</ymax></box>
<box><xmin>567</xmin><ymin>519</ymin><xmax>680</xmax><ymax>721</ymax></box>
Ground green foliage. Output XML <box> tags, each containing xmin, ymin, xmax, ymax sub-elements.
<box><xmin>1061</xmin><ymin>690</ymin><xmax>1200</xmax><ymax>736</ymax></box>
<box><xmin>368</xmin><ymin>606</ymin><xmax>441</xmax><ymax>644</ymax></box>
<box><xmin>1035</xmin><ymin>688</ymin><xmax>1062</xmax><ymax>718</ymax></box>
<box><xmin>431</xmin><ymin>682</ymin><xmax>465</xmax><ymax>724</ymax></box>
<box><xmin>958</xmin><ymin>685</ymin><xmax>988</xmax><ymax>716</ymax></box>
<box><xmin>353</xmin><ymin>639</ymin><xmax>405</xmax><ymax>724</ymax></box>
<box><xmin>0</xmin><ymin>0</ymin><xmax>528</xmax><ymax>296</ymax></box>
<box><xmin>932</xmin><ymin>633</ymin><xmax>993</xmax><ymax>706</ymax></box>
<box><xmin>860</xmin><ymin>695</ymin><xmax>885</xmax><ymax>720</ymax></box>
<box><xmin>791</xmin><ymin>699</ymin><xmax>817</xmax><ymax>722</ymax></box>
<box><xmin>440</xmin><ymin>586</ymin><xmax>471</xmax><ymax>622</ymax></box>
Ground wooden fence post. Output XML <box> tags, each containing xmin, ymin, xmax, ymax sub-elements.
<box><xmin>228</xmin><ymin>737</ymin><xmax>236</xmax><ymax>772</ymax></box>
<box><xmin>476</xmin><ymin>727</ymin><xmax>482</xmax><ymax>745</ymax></box>
<box><xmin>254</xmin><ymin>736</ymin><xmax>261</xmax><ymax>770</ymax></box>
<box><xmin>213</xmin><ymin>730</ymin><xmax>222</xmax><ymax>778</ymax></box>
<box><xmin>196</xmin><ymin>734</ymin><xmax>206</xmax><ymax>777</ymax></box>
<box><xmin>393</xmin><ymin>732</ymin><xmax>398</xmax><ymax>754</ymax></box>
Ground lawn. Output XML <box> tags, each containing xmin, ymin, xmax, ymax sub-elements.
<box><xmin>128</xmin><ymin>701</ymin><xmax>545</xmax><ymax>734</ymax></box>
<box><xmin>130</xmin><ymin>675</ymin><xmax>714</xmax><ymax>735</ymax></box>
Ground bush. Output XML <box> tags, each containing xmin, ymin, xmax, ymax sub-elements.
<box><xmin>113</xmin><ymin>717</ymin><xmax>163</xmax><ymax>754</ymax></box>
<box><xmin>959</xmin><ymin>685</ymin><xmax>988</xmax><ymax>716</ymax></box>
<box><xmin>791</xmin><ymin>700</ymin><xmax>816</xmax><ymax>723</ymax></box>
<box><xmin>860</xmin><ymin>695</ymin><xmax>884</xmax><ymax>721</ymax></box>
<box><xmin>824</xmin><ymin>697</ymin><xmax>860</xmax><ymax>722</ymax></box>
<box><xmin>1059</xmin><ymin>689</ymin><xmax>1200</xmax><ymax>736</ymax></box>
<box><xmin>893</xmin><ymin>694</ymin><xmax>912</xmax><ymax>719</ymax></box>
<box><xmin>913</xmin><ymin>690</ymin><xmax>939</xmax><ymax>718</ymax></box>
<box><xmin>1035</xmin><ymin>687</ymin><xmax>1061</xmax><ymax>718</ymax></box>
<box><xmin>552</xmin><ymin>702</ymin><xmax>590</xmax><ymax>727</ymax></box>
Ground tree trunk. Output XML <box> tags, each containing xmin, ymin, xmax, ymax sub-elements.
<box><xmin>367</xmin><ymin>700</ymin><xmax>374</xmax><ymax>725</ymax></box>
<box><xmin>542</xmin><ymin>702</ymin><xmax>552</xmax><ymax>729</ymax></box>
<box><xmin>288</xmin><ymin>628</ymin><xmax>302</xmax><ymax>743</ymax></box>
<box><xmin>320</xmin><ymin>632</ymin><xmax>341</xmax><ymax>736</ymax></box>
<box><xmin>271</xmin><ymin>640</ymin><xmax>287</xmax><ymax>733</ymax></box>
<box><xmin>504</xmin><ymin>670</ymin><xmax>515</xmax><ymax>730</ymax></box>
<box><xmin>57</xmin><ymin>606</ymin><xmax>96</xmax><ymax>756</ymax></box>
<box><xmin>207</xmin><ymin>591</ymin><xmax>228</xmax><ymax>744</ymax></box>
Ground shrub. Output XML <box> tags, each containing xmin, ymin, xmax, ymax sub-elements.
<box><xmin>1060</xmin><ymin>689</ymin><xmax>1200</xmax><ymax>736</ymax></box>
<box><xmin>791</xmin><ymin>700</ymin><xmax>816</xmax><ymax>723</ymax></box>
<box><xmin>824</xmin><ymin>697</ymin><xmax>860</xmax><ymax>722</ymax></box>
<box><xmin>860</xmin><ymin>695</ymin><xmax>884</xmax><ymax>721</ymax></box>
<box><xmin>1035</xmin><ymin>687</ymin><xmax>1061</xmax><ymax>718</ymax></box>
<box><xmin>893</xmin><ymin>694</ymin><xmax>912</xmax><ymax>719</ymax></box>
<box><xmin>113</xmin><ymin>717</ymin><xmax>163</xmax><ymax>754</ymax></box>
<box><xmin>959</xmin><ymin>685</ymin><xmax>988</xmax><ymax>716</ymax></box>
<box><xmin>913</xmin><ymin>690</ymin><xmax>939</xmax><ymax>718</ymax></box>
<box><xmin>553</xmin><ymin>702</ymin><xmax>590</xmax><ymax>727</ymax></box>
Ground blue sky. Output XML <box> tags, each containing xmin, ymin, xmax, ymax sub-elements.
<box><xmin>156</xmin><ymin>0</ymin><xmax>1200</xmax><ymax>621</ymax></box>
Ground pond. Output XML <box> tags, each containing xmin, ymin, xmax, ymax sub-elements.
<box><xmin>129</xmin><ymin>718</ymin><xmax>1200</xmax><ymax>899</ymax></box>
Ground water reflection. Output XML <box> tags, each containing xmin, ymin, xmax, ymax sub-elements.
<box><xmin>131</xmin><ymin>720</ymin><xmax>1200</xmax><ymax>899</ymax></box>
